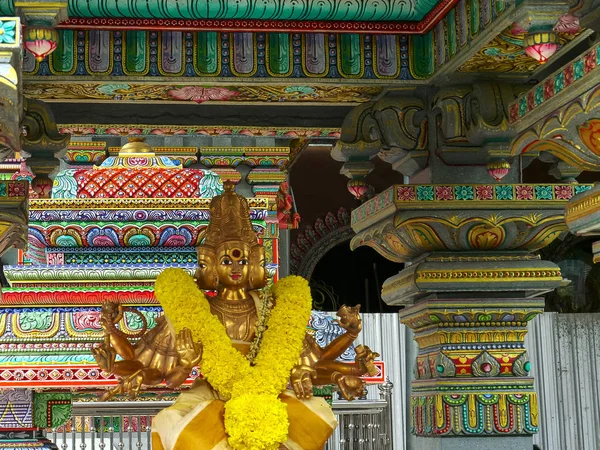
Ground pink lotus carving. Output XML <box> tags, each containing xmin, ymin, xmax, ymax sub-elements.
<box><xmin>149</xmin><ymin>128</ymin><xmax>187</xmax><ymax>136</ymax></box>
<box><xmin>168</xmin><ymin>86</ymin><xmax>239</xmax><ymax>103</ymax></box>
<box><xmin>59</xmin><ymin>127</ymin><xmax>96</xmax><ymax>135</ymax></box>
<box><xmin>553</xmin><ymin>14</ymin><xmax>580</xmax><ymax>34</ymax></box>
<box><xmin>106</xmin><ymin>127</ymin><xmax>142</xmax><ymax>136</ymax></box>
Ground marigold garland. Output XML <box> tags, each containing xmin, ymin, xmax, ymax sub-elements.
<box><xmin>154</xmin><ymin>268</ymin><xmax>313</xmax><ymax>450</ymax></box>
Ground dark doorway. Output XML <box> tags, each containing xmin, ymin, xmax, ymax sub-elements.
<box><xmin>310</xmin><ymin>242</ymin><xmax>403</xmax><ymax>313</ymax></box>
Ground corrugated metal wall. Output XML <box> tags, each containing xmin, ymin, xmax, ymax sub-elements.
<box><xmin>527</xmin><ymin>313</ymin><xmax>600</xmax><ymax>450</ymax></box>
<box><xmin>327</xmin><ymin>313</ymin><xmax>411</xmax><ymax>450</ymax></box>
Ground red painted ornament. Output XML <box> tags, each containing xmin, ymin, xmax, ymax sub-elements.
<box><xmin>487</xmin><ymin>160</ymin><xmax>511</xmax><ymax>181</ymax></box>
<box><xmin>24</xmin><ymin>27</ymin><xmax>59</xmax><ymax>62</ymax></box>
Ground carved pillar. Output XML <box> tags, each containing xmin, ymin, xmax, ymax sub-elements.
<box><xmin>351</xmin><ymin>183</ymin><xmax>584</xmax><ymax>449</ymax></box>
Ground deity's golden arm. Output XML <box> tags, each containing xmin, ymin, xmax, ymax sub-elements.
<box><xmin>92</xmin><ymin>303</ymin><xmax>201</xmax><ymax>401</ymax></box>
<box><xmin>292</xmin><ymin>305</ymin><xmax>380</xmax><ymax>401</ymax></box>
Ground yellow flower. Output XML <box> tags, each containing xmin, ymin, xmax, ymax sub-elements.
<box><xmin>155</xmin><ymin>270</ymin><xmax>313</xmax><ymax>449</ymax></box>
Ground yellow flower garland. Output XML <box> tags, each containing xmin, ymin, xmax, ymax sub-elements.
<box><xmin>154</xmin><ymin>268</ymin><xmax>313</xmax><ymax>450</ymax></box>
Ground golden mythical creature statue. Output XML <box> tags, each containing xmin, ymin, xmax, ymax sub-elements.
<box><xmin>93</xmin><ymin>181</ymin><xmax>379</xmax><ymax>450</ymax></box>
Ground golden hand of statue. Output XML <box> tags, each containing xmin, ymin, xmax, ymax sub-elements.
<box><xmin>290</xmin><ymin>364</ymin><xmax>317</xmax><ymax>400</ymax></box>
<box><xmin>336</xmin><ymin>304</ymin><xmax>362</xmax><ymax>336</ymax></box>
<box><xmin>91</xmin><ymin>344</ymin><xmax>116</xmax><ymax>373</ymax></box>
<box><xmin>176</xmin><ymin>328</ymin><xmax>203</xmax><ymax>369</ymax></box>
<box><xmin>333</xmin><ymin>373</ymin><xmax>365</xmax><ymax>401</ymax></box>
<box><xmin>355</xmin><ymin>345</ymin><xmax>380</xmax><ymax>377</ymax></box>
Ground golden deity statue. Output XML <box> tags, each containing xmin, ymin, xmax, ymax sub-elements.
<box><xmin>93</xmin><ymin>181</ymin><xmax>379</xmax><ymax>450</ymax></box>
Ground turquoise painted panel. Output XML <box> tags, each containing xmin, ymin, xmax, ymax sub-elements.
<box><xmin>196</xmin><ymin>32</ymin><xmax>218</xmax><ymax>74</ymax></box>
<box><xmin>124</xmin><ymin>30</ymin><xmax>147</xmax><ymax>73</ymax></box>
<box><xmin>268</xmin><ymin>33</ymin><xmax>291</xmax><ymax>75</ymax></box>
<box><xmin>67</xmin><ymin>0</ymin><xmax>439</xmax><ymax>21</ymax></box>
<box><xmin>50</xmin><ymin>30</ymin><xmax>75</xmax><ymax>73</ymax></box>
<box><xmin>339</xmin><ymin>34</ymin><xmax>361</xmax><ymax>76</ymax></box>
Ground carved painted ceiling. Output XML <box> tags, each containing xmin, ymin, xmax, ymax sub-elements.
<box><xmin>12</xmin><ymin>0</ymin><xmax>600</xmax><ymax>121</ymax></box>
<box><xmin>1</xmin><ymin>0</ymin><xmax>456</xmax><ymax>34</ymax></box>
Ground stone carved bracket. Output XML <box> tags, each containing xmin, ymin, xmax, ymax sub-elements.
<box><xmin>22</xmin><ymin>98</ymin><xmax>70</xmax><ymax>153</ymax></box>
<box><xmin>432</xmin><ymin>82</ymin><xmax>516</xmax><ymax>165</ymax></box>
<box><xmin>21</xmin><ymin>98</ymin><xmax>70</xmax><ymax>174</ymax></box>
<box><xmin>511</xmin><ymin>82</ymin><xmax>600</xmax><ymax>172</ymax></box>
<box><xmin>331</xmin><ymin>94</ymin><xmax>428</xmax><ymax>177</ymax></box>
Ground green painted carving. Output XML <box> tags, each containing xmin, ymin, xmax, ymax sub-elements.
<box><xmin>18</xmin><ymin>311</ymin><xmax>53</xmax><ymax>331</ymax></box>
<box><xmin>410</xmin><ymin>32</ymin><xmax>434</xmax><ymax>79</ymax></box>
<box><xmin>0</xmin><ymin>2</ymin><xmax>14</xmax><ymax>15</ymax></box>
<box><xmin>124</xmin><ymin>30</ymin><xmax>147</xmax><ymax>74</ymax></box>
<box><xmin>496</xmin><ymin>0</ymin><xmax>508</xmax><ymax>14</ymax></box>
<box><xmin>50</xmin><ymin>30</ymin><xmax>75</xmax><ymax>74</ymax></box>
<box><xmin>34</xmin><ymin>393</ymin><xmax>72</xmax><ymax>428</ymax></box>
<box><xmin>195</xmin><ymin>32</ymin><xmax>218</xmax><ymax>74</ymax></box>
<box><xmin>65</xmin><ymin>0</ymin><xmax>439</xmax><ymax>21</ymax></box>
<box><xmin>470</xmin><ymin>0</ymin><xmax>480</xmax><ymax>36</ymax></box>
<box><xmin>447</xmin><ymin>10</ymin><xmax>457</xmax><ymax>56</ymax></box>
<box><xmin>339</xmin><ymin>34</ymin><xmax>361</xmax><ymax>76</ymax></box>
<box><xmin>268</xmin><ymin>33</ymin><xmax>291</xmax><ymax>75</ymax></box>
<box><xmin>124</xmin><ymin>310</ymin><xmax>160</xmax><ymax>330</ymax></box>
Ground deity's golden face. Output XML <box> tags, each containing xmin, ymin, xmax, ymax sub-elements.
<box><xmin>216</xmin><ymin>242</ymin><xmax>251</xmax><ymax>288</ymax></box>
<box><xmin>195</xmin><ymin>246</ymin><xmax>218</xmax><ymax>290</ymax></box>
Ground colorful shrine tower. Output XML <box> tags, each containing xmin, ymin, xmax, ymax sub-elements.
<box><xmin>0</xmin><ymin>138</ymin><xmax>277</xmax><ymax>441</ymax></box>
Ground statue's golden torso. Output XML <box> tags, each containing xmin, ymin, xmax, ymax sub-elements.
<box><xmin>209</xmin><ymin>295</ymin><xmax>258</xmax><ymax>343</ymax></box>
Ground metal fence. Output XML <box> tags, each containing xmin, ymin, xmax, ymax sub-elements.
<box><xmin>47</xmin><ymin>382</ymin><xmax>393</xmax><ymax>450</ymax></box>
<box><xmin>527</xmin><ymin>312</ymin><xmax>600</xmax><ymax>450</ymax></box>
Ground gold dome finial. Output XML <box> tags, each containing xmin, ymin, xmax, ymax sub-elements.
<box><xmin>119</xmin><ymin>137</ymin><xmax>154</xmax><ymax>155</ymax></box>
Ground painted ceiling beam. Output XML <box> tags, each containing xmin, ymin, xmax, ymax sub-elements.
<box><xmin>2</xmin><ymin>0</ymin><xmax>443</xmax><ymax>22</ymax></box>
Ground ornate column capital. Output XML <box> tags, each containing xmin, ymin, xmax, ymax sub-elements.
<box><xmin>352</xmin><ymin>184</ymin><xmax>588</xmax><ymax>256</ymax></box>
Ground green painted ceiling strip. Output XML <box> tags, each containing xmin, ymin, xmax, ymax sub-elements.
<box><xmin>125</xmin><ymin>30</ymin><xmax>147</xmax><ymax>73</ymax></box>
<box><xmin>470</xmin><ymin>0</ymin><xmax>480</xmax><ymax>36</ymax></box>
<box><xmin>268</xmin><ymin>33</ymin><xmax>291</xmax><ymax>75</ymax></box>
<box><xmin>339</xmin><ymin>34</ymin><xmax>361</xmax><ymax>76</ymax></box>
<box><xmin>51</xmin><ymin>30</ymin><xmax>75</xmax><ymax>73</ymax></box>
<box><xmin>65</xmin><ymin>0</ymin><xmax>438</xmax><ymax>22</ymax></box>
<box><xmin>196</xmin><ymin>31</ymin><xmax>218</xmax><ymax>74</ymax></box>
<box><xmin>410</xmin><ymin>32</ymin><xmax>434</xmax><ymax>79</ymax></box>
<box><xmin>447</xmin><ymin>10</ymin><xmax>457</xmax><ymax>57</ymax></box>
